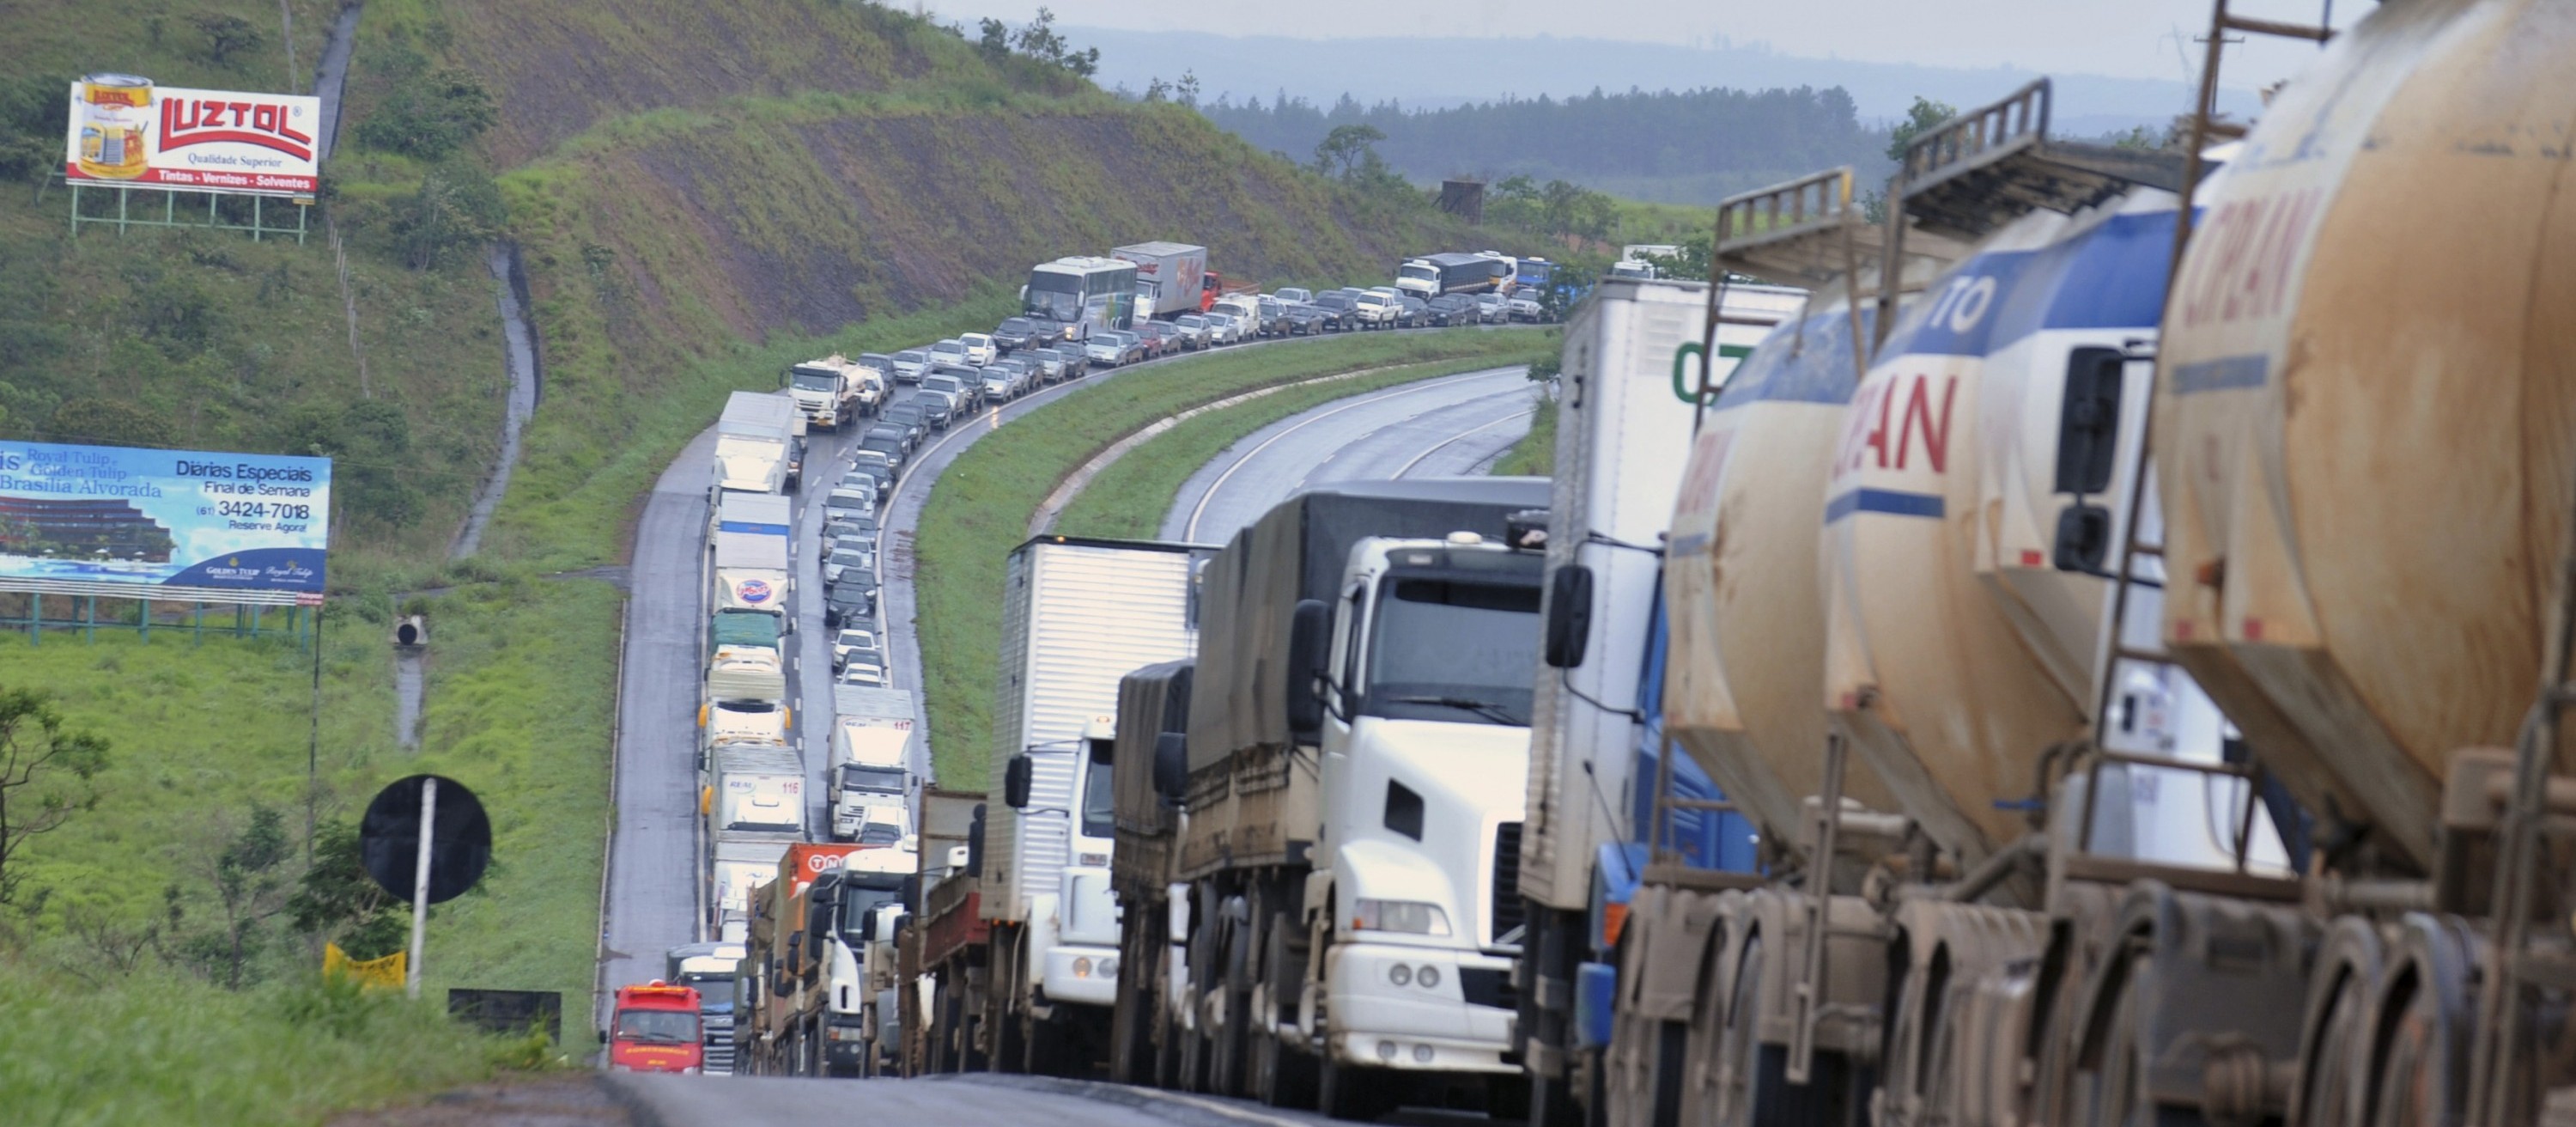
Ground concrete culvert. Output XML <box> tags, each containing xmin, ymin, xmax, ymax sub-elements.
<box><xmin>394</xmin><ymin>615</ymin><xmax>427</xmax><ymax>647</ymax></box>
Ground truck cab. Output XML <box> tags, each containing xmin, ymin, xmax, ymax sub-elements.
<box><xmin>1294</xmin><ymin>531</ymin><xmax>1546</xmax><ymax>1081</ymax></box>
<box><xmin>813</xmin><ymin>860</ymin><xmax>913</xmax><ymax>1075</ymax></box>
<box><xmin>1011</xmin><ymin>717</ymin><xmax>1123</xmax><ymax>1013</ymax></box>
<box><xmin>608</xmin><ymin>982</ymin><xmax>706</xmax><ymax>1074</ymax></box>
<box><xmin>665</xmin><ymin>942</ymin><xmax>747</xmax><ymax>1074</ymax></box>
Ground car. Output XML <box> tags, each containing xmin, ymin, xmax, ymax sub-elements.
<box><xmin>822</xmin><ymin>487</ymin><xmax>874</xmax><ymax>524</ymax></box>
<box><xmin>1084</xmin><ymin>331</ymin><xmax>1135</xmax><ymax>367</ymax></box>
<box><xmin>958</xmin><ymin>332</ymin><xmax>999</xmax><ymax>366</ymax></box>
<box><xmin>836</xmin><ymin>660</ymin><xmax>890</xmax><ymax>688</ymax></box>
<box><xmin>1477</xmin><ymin>292</ymin><xmax>1509</xmax><ymax>323</ymax></box>
<box><xmin>890</xmin><ymin>349</ymin><xmax>931</xmax><ymax>383</ymax></box>
<box><xmin>824</xmin><ymin>546</ymin><xmax>871</xmax><ymax>587</ymax></box>
<box><xmin>1508</xmin><ymin>294</ymin><xmax>1544</xmax><ymax>322</ymax></box>
<box><xmin>1282</xmin><ymin>305</ymin><xmax>1331</xmax><ymax>336</ymax></box>
<box><xmin>835</xmin><ymin>464</ymin><xmax>883</xmax><ymax>497</ymax></box>
<box><xmin>824</xmin><ymin>583</ymin><xmax>874</xmax><ymax>630</ymax></box>
<box><xmin>991</xmin><ymin>317</ymin><xmax>1049</xmax><ymax>354</ymax></box>
<box><xmin>1352</xmin><ymin>292</ymin><xmax>1401</xmax><ymax>329</ymax></box>
<box><xmin>1273</xmin><ymin>286</ymin><xmax>1313</xmax><ymax>305</ymax></box>
<box><xmin>1171</xmin><ymin>314</ymin><xmax>1215</xmax><ymax>350</ymax></box>
<box><xmin>831</xmin><ymin>628</ymin><xmax>879</xmax><ymax>672</ymax></box>
<box><xmin>1050</xmin><ymin>345</ymin><xmax>1091</xmax><ymax>379</ymax></box>
<box><xmin>879</xmin><ymin>404</ymin><xmax>929</xmax><ymax>448</ymax></box>
<box><xmin>1022</xmin><ymin>348</ymin><xmax>1066</xmax><ymax>383</ymax></box>
<box><xmin>823</xmin><ymin>514</ymin><xmax>877</xmax><ymax>545</ymax></box>
<box><xmin>857</xmin><ymin>429</ymin><xmax>907</xmax><ymax>469</ymax></box>
<box><xmin>1202</xmin><ymin>311</ymin><xmax>1244</xmax><ymax>345</ymax></box>
<box><xmin>980</xmin><ymin>369</ymin><xmax>1015</xmax><ymax>403</ymax></box>
<box><xmin>928</xmin><ymin>338</ymin><xmax>969</xmax><ymax>369</ymax></box>
<box><xmin>1394</xmin><ymin>295</ymin><xmax>1430</xmax><ymax>327</ymax></box>
<box><xmin>1135</xmin><ymin>321</ymin><xmax>1184</xmax><ymax>356</ymax></box>
<box><xmin>1425</xmin><ymin>294</ymin><xmax>1478</xmax><ymax>326</ymax></box>
<box><xmin>914</xmin><ymin>390</ymin><xmax>957</xmax><ymax>429</ymax></box>
<box><xmin>1310</xmin><ymin>292</ymin><xmax>1358</xmax><ymax>330</ymax></box>
<box><xmin>881</xmin><ymin>402</ymin><xmax>933</xmax><ymax>441</ymax></box>
<box><xmin>921</xmin><ymin>371</ymin><xmax>979</xmax><ymax>411</ymax></box>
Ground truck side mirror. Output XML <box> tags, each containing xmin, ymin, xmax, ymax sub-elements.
<box><xmin>1285</xmin><ymin>599</ymin><xmax>1334</xmax><ymax>741</ymax></box>
<box><xmin>1152</xmin><ymin>731</ymin><xmax>1188</xmax><ymax>803</ymax></box>
<box><xmin>2055</xmin><ymin>346</ymin><xmax>2124</xmax><ymax>496</ymax></box>
<box><xmin>2053</xmin><ymin>504</ymin><xmax>2113</xmax><ymax>573</ymax></box>
<box><xmin>1544</xmin><ymin>565</ymin><xmax>1595</xmax><ymax>668</ymax></box>
<box><xmin>1004</xmin><ymin>753</ymin><xmax>1034</xmax><ymax>809</ymax></box>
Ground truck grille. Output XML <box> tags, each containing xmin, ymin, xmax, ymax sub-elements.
<box><xmin>702</xmin><ymin>1015</ymin><xmax>738</xmax><ymax>1075</ymax></box>
<box><xmin>1491</xmin><ymin>822</ymin><xmax>1525</xmax><ymax>945</ymax></box>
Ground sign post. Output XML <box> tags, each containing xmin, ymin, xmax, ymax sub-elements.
<box><xmin>360</xmin><ymin>775</ymin><xmax>491</xmax><ymax>1002</ymax></box>
<box><xmin>405</xmin><ymin>777</ymin><xmax>437</xmax><ymax>1000</ymax></box>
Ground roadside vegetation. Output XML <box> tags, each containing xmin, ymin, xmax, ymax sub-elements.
<box><xmin>1055</xmin><ymin>340</ymin><xmax>1555</xmax><ymax>539</ymax></box>
<box><xmin>1488</xmin><ymin>394</ymin><xmax>1559</xmax><ymax>478</ymax></box>
<box><xmin>914</xmin><ymin>330</ymin><xmax>1546</xmax><ymax>786</ymax></box>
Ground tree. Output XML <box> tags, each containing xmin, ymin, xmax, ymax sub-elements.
<box><xmin>1176</xmin><ymin>70</ymin><xmax>1201</xmax><ymax>107</ymax></box>
<box><xmin>191</xmin><ymin>804</ymin><xmax>292</xmax><ymax>988</ymax></box>
<box><xmin>1143</xmin><ymin>76</ymin><xmax>1171</xmax><ymax>104</ymax></box>
<box><xmin>1011</xmin><ymin>7</ymin><xmax>1067</xmax><ymax>64</ymax></box>
<box><xmin>353</xmin><ymin>69</ymin><xmax>496</xmax><ymax>161</ymax></box>
<box><xmin>0</xmin><ymin>686</ymin><xmax>111</xmax><ymax>906</ymax></box>
<box><xmin>289</xmin><ymin>818</ymin><xmax>408</xmax><ymax>959</ymax></box>
<box><xmin>1065</xmin><ymin>47</ymin><xmax>1099</xmax><ymax>78</ymax></box>
<box><xmin>1885</xmin><ymin>95</ymin><xmax>1959</xmax><ymax>163</ymax></box>
<box><xmin>1313</xmin><ymin>124</ymin><xmax>1387</xmax><ymax>180</ymax></box>
<box><xmin>976</xmin><ymin>17</ymin><xmax>1010</xmax><ymax>59</ymax></box>
<box><xmin>191</xmin><ymin>14</ymin><xmax>266</xmax><ymax>67</ymax></box>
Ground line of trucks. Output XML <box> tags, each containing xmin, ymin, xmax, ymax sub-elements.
<box><xmin>866</xmin><ymin>6</ymin><xmax>2576</xmax><ymax>1124</ymax></box>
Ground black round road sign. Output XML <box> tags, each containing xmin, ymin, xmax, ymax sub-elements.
<box><xmin>361</xmin><ymin>774</ymin><xmax>491</xmax><ymax>905</ymax></box>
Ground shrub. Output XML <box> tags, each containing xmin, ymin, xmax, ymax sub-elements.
<box><xmin>355</xmin><ymin>70</ymin><xmax>498</xmax><ymax>161</ymax></box>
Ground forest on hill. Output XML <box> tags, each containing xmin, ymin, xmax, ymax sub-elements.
<box><xmin>1197</xmin><ymin>83</ymin><xmax>1896</xmax><ymax>204</ymax></box>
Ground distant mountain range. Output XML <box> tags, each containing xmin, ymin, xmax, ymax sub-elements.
<box><xmin>1069</xmin><ymin>27</ymin><xmax>2262</xmax><ymax>139</ymax></box>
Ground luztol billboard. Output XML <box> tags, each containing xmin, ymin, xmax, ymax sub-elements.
<box><xmin>0</xmin><ymin>441</ymin><xmax>331</xmax><ymax>597</ymax></box>
<box><xmin>63</xmin><ymin>75</ymin><xmax>323</xmax><ymax>198</ymax></box>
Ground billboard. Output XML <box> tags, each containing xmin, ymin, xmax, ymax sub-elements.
<box><xmin>64</xmin><ymin>75</ymin><xmax>322</xmax><ymax>198</ymax></box>
<box><xmin>0</xmin><ymin>441</ymin><xmax>331</xmax><ymax>599</ymax></box>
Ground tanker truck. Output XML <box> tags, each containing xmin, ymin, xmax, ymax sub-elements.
<box><xmin>1508</xmin><ymin>269</ymin><xmax>1800</xmax><ymax>1121</ymax></box>
<box><xmin>1148</xmin><ymin>478</ymin><xmax>1551</xmax><ymax>1116</ymax></box>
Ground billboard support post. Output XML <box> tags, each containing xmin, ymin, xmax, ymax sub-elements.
<box><xmin>68</xmin><ymin>181</ymin><xmax>309</xmax><ymax>244</ymax></box>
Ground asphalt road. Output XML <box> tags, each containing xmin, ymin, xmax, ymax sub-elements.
<box><xmin>609</xmin><ymin>1071</ymin><xmax>1410</xmax><ymax>1127</ymax></box>
<box><xmin>1161</xmin><ymin>365</ymin><xmax>1538</xmax><ymax>543</ymax></box>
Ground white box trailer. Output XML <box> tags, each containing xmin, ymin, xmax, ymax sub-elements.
<box><xmin>1110</xmin><ymin>242</ymin><xmax>1207</xmax><ymax>319</ymax></box>
<box><xmin>714</xmin><ymin>493</ymin><xmax>793</xmax><ymax>618</ymax></box>
<box><xmin>713</xmin><ymin>391</ymin><xmax>805</xmax><ymax>498</ymax></box>
<box><xmin>829</xmin><ymin>685</ymin><xmax>917</xmax><ymax>840</ymax></box>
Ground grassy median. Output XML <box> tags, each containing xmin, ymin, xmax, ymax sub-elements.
<box><xmin>913</xmin><ymin>328</ymin><xmax>1551</xmax><ymax>788</ymax></box>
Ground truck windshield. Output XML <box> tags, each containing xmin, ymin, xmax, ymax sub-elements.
<box><xmin>790</xmin><ymin>369</ymin><xmax>840</xmax><ymax>392</ymax></box>
<box><xmin>1364</xmin><ymin>577</ymin><xmax>1541</xmax><ymax>725</ymax></box>
<box><xmin>840</xmin><ymin>765</ymin><xmax>905</xmax><ymax>793</ymax></box>
<box><xmin>615</xmin><ymin>1008</ymin><xmax>701</xmax><ymax>1043</ymax></box>
<box><xmin>1079</xmin><ymin>750</ymin><xmax>1115</xmax><ymax>839</ymax></box>
<box><xmin>679</xmin><ymin>975</ymin><xmax>734</xmax><ymax>1008</ymax></box>
<box><xmin>856</xmin><ymin>823</ymin><xmax>903</xmax><ymax>845</ymax></box>
<box><xmin>838</xmin><ymin>877</ymin><xmax>904</xmax><ymax>933</ymax></box>
<box><xmin>1400</xmin><ymin>265</ymin><xmax>1438</xmax><ymax>283</ymax></box>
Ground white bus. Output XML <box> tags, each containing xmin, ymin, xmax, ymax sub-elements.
<box><xmin>1021</xmin><ymin>256</ymin><xmax>1138</xmax><ymax>338</ymax></box>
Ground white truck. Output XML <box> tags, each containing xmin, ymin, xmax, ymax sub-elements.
<box><xmin>712</xmin><ymin>492</ymin><xmax>792</xmax><ymax>620</ymax></box>
<box><xmin>713</xmin><ymin>390</ymin><xmax>807</xmax><ymax>499</ymax></box>
<box><xmin>705</xmin><ymin>742</ymin><xmax>806</xmax><ymax>934</ymax></box>
<box><xmin>828</xmin><ymin>685</ymin><xmax>917</xmax><ymax>843</ymax></box>
<box><xmin>808</xmin><ymin>843</ymin><xmax>914</xmax><ymax>1076</ymax></box>
<box><xmin>1110</xmin><ymin>242</ymin><xmax>1208</xmax><ymax>319</ymax></box>
<box><xmin>1510</xmin><ymin>274</ymin><xmax>1801</xmax><ymax>1116</ymax></box>
<box><xmin>784</xmin><ymin>355</ymin><xmax>883</xmax><ymax>432</ymax></box>
<box><xmin>1151</xmin><ymin>479</ymin><xmax>1552</xmax><ymax>1113</ymax></box>
<box><xmin>946</xmin><ymin>536</ymin><xmax>1206</xmax><ymax>1075</ymax></box>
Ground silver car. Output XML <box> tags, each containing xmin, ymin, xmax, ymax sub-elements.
<box><xmin>890</xmin><ymin>349</ymin><xmax>930</xmax><ymax>383</ymax></box>
<box><xmin>1172</xmin><ymin>314</ymin><xmax>1214</xmax><ymax>350</ymax></box>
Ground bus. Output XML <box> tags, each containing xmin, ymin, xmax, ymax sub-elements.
<box><xmin>1515</xmin><ymin>256</ymin><xmax>1554</xmax><ymax>291</ymax></box>
<box><xmin>1021</xmin><ymin>256</ymin><xmax>1137</xmax><ymax>339</ymax></box>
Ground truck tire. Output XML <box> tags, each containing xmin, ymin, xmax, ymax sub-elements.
<box><xmin>1254</xmin><ymin>910</ymin><xmax>1318</xmax><ymax>1108</ymax></box>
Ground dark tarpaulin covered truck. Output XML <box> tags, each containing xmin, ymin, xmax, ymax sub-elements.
<box><xmin>1106</xmin><ymin>660</ymin><xmax>1195</xmax><ymax>1086</ymax></box>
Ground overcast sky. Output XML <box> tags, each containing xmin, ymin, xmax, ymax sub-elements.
<box><xmin>952</xmin><ymin>0</ymin><xmax>2358</xmax><ymax>93</ymax></box>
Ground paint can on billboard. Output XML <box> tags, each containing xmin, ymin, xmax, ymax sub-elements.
<box><xmin>75</xmin><ymin>74</ymin><xmax>152</xmax><ymax>180</ymax></box>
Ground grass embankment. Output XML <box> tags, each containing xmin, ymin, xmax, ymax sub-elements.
<box><xmin>915</xmin><ymin>329</ymin><xmax>1547</xmax><ymax>787</ymax></box>
<box><xmin>1489</xmin><ymin>395</ymin><xmax>1559</xmax><ymax>477</ymax></box>
<box><xmin>1055</xmin><ymin>349</ymin><xmax>1553</xmax><ymax>539</ymax></box>
<box><xmin>0</xmin><ymin>964</ymin><xmax>539</xmax><ymax>1125</ymax></box>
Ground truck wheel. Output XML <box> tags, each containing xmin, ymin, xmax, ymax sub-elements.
<box><xmin>1255</xmin><ymin>911</ymin><xmax>1317</xmax><ymax>1108</ymax></box>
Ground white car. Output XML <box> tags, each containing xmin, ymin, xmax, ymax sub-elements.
<box><xmin>1353</xmin><ymin>292</ymin><xmax>1402</xmax><ymax>329</ymax></box>
<box><xmin>929</xmin><ymin>338</ymin><xmax>969</xmax><ymax>368</ymax></box>
<box><xmin>832</xmin><ymin>628</ymin><xmax>878</xmax><ymax>671</ymax></box>
<box><xmin>1273</xmin><ymin>286</ymin><xmax>1312</xmax><ymax>304</ymax></box>
<box><xmin>959</xmin><ymin>332</ymin><xmax>999</xmax><ymax>366</ymax></box>
<box><xmin>1204</xmin><ymin>312</ymin><xmax>1245</xmax><ymax>345</ymax></box>
<box><xmin>838</xmin><ymin>661</ymin><xmax>889</xmax><ymax>688</ymax></box>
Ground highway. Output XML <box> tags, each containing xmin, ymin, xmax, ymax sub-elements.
<box><xmin>1161</xmin><ymin>365</ymin><xmax>1537</xmax><ymax>543</ymax></box>
<box><xmin>601</xmin><ymin>329</ymin><xmax>1528</xmax><ymax>1030</ymax></box>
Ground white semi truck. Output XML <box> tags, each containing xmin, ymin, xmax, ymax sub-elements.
<box><xmin>784</xmin><ymin>355</ymin><xmax>883</xmax><ymax>432</ymax></box>
<box><xmin>1110</xmin><ymin>242</ymin><xmax>1208</xmax><ymax>320</ymax></box>
<box><xmin>712</xmin><ymin>492</ymin><xmax>792</xmax><ymax>621</ymax></box>
<box><xmin>916</xmin><ymin>535</ymin><xmax>1206</xmax><ymax>1077</ymax></box>
<box><xmin>1141</xmin><ymin>479</ymin><xmax>1552</xmax><ymax>1116</ymax></box>
<box><xmin>827</xmin><ymin>685</ymin><xmax>916</xmax><ymax>842</ymax></box>
<box><xmin>713</xmin><ymin>390</ymin><xmax>806</xmax><ymax>499</ymax></box>
<box><xmin>705</xmin><ymin>742</ymin><xmax>806</xmax><ymax>935</ymax></box>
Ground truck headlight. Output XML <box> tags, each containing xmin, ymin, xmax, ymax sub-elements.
<box><xmin>1072</xmin><ymin>956</ymin><xmax>1093</xmax><ymax>978</ymax></box>
<box><xmin>1351</xmin><ymin>899</ymin><xmax>1451</xmax><ymax>936</ymax></box>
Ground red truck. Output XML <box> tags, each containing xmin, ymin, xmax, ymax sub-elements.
<box><xmin>608</xmin><ymin>982</ymin><xmax>705</xmax><ymax>1074</ymax></box>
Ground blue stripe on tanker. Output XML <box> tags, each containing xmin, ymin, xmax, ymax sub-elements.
<box><xmin>1824</xmin><ymin>487</ymin><xmax>1947</xmax><ymax>524</ymax></box>
<box><xmin>1880</xmin><ymin>209</ymin><xmax>2178</xmax><ymax>362</ymax></box>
